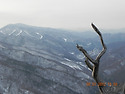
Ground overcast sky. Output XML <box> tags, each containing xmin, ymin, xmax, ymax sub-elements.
<box><xmin>0</xmin><ymin>0</ymin><xmax>125</xmax><ymax>30</ymax></box>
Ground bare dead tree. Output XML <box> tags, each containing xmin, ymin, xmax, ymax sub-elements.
<box><xmin>77</xmin><ymin>23</ymin><xmax>106</xmax><ymax>94</ymax></box>
<box><xmin>76</xmin><ymin>23</ymin><xmax>125</xmax><ymax>94</ymax></box>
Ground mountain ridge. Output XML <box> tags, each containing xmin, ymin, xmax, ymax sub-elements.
<box><xmin>0</xmin><ymin>23</ymin><xmax>124</xmax><ymax>94</ymax></box>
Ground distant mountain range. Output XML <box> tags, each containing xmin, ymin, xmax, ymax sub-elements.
<box><xmin>0</xmin><ymin>23</ymin><xmax>125</xmax><ymax>94</ymax></box>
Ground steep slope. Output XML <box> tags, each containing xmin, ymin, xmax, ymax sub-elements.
<box><xmin>99</xmin><ymin>42</ymin><xmax>125</xmax><ymax>83</ymax></box>
<box><xmin>0</xmin><ymin>24</ymin><xmax>97</xmax><ymax>94</ymax></box>
<box><xmin>0</xmin><ymin>23</ymin><xmax>125</xmax><ymax>94</ymax></box>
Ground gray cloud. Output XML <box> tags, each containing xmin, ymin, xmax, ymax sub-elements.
<box><xmin>0</xmin><ymin>0</ymin><xmax>125</xmax><ymax>30</ymax></box>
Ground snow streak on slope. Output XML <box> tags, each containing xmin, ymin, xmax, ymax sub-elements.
<box><xmin>16</xmin><ymin>30</ymin><xmax>23</xmax><ymax>36</ymax></box>
<box><xmin>36</xmin><ymin>32</ymin><xmax>43</xmax><ymax>39</ymax></box>
<box><xmin>9</xmin><ymin>29</ymin><xmax>16</xmax><ymax>35</ymax></box>
<box><xmin>60</xmin><ymin>61</ymin><xmax>82</xmax><ymax>70</ymax></box>
<box><xmin>0</xmin><ymin>30</ymin><xmax>5</xmax><ymax>34</ymax></box>
<box><xmin>24</xmin><ymin>31</ymin><xmax>34</xmax><ymax>37</ymax></box>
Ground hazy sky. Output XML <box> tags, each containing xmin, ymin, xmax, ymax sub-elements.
<box><xmin>0</xmin><ymin>0</ymin><xmax>125</xmax><ymax>30</ymax></box>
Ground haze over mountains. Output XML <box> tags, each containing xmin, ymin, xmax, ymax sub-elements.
<box><xmin>0</xmin><ymin>23</ymin><xmax>124</xmax><ymax>94</ymax></box>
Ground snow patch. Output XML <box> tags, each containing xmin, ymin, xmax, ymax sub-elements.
<box><xmin>36</xmin><ymin>32</ymin><xmax>43</xmax><ymax>39</ymax></box>
<box><xmin>0</xmin><ymin>44</ymin><xmax>5</xmax><ymax>48</ymax></box>
<box><xmin>9</xmin><ymin>29</ymin><xmax>16</xmax><ymax>35</ymax></box>
<box><xmin>61</xmin><ymin>62</ymin><xmax>82</xmax><ymax>70</ymax></box>
<box><xmin>69</xmin><ymin>52</ymin><xmax>74</xmax><ymax>55</ymax></box>
<box><xmin>24</xmin><ymin>31</ymin><xmax>34</xmax><ymax>37</ymax></box>
<box><xmin>104</xmin><ymin>70</ymin><xmax>111</xmax><ymax>75</ymax></box>
<box><xmin>16</xmin><ymin>30</ymin><xmax>23</xmax><ymax>36</ymax></box>
<box><xmin>87</xmin><ymin>43</ymin><xmax>92</xmax><ymax>46</ymax></box>
<box><xmin>63</xmin><ymin>38</ymin><xmax>67</xmax><ymax>42</ymax></box>
<box><xmin>0</xmin><ymin>30</ymin><xmax>5</xmax><ymax>34</ymax></box>
<box><xmin>74</xmin><ymin>65</ymin><xmax>82</xmax><ymax>70</ymax></box>
<box><xmin>76</xmin><ymin>62</ymin><xmax>87</xmax><ymax>68</ymax></box>
<box><xmin>36</xmin><ymin>32</ymin><xmax>39</xmax><ymax>35</ymax></box>
<box><xmin>64</xmin><ymin>58</ymin><xmax>71</xmax><ymax>61</ymax></box>
<box><xmin>77</xmin><ymin>54</ymin><xmax>85</xmax><ymax>60</ymax></box>
<box><xmin>25</xmin><ymin>90</ymin><xmax>29</xmax><ymax>94</ymax></box>
<box><xmin>40</xmin><ymin>35</ymin><xmax>43</xmax><ymax>39</ymax></box>
<box><xmin>88</xmin><ymin>48</ymin><xmax>100</xmax><ymax>56</ymax></box>
<box><xmin>77</xmin><ymin>72</ymin><xmax>91</xmax><ymax>79</ymax></box>
<box><xmin>120</xmin><ymin>61</ymin><xmax>125</xmax><ymax>66</ymax></box>
<box><xmin>104</xmin><ymin>68</ymin><xmax>117</xmax><ymax>75</ymax></box>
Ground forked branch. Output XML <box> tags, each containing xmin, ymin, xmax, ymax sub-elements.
<box><xmin>91</xmin><ymin>23</ymin><xmax>107</xmax><ymax>61</ymax></box>
<box><xmin>85</xmin><ymin>57</ymin><xmax>93</xmax><ymax>71</ymax></box>
<box><xmin>76</xmin><ymin>44</ymin><xmax>95</xmax><ymax>64</ymax></box>
<box><xmin>77</xmin><ymin>23</ymin><xmax>107</xmax><ymax>94</ymax></box>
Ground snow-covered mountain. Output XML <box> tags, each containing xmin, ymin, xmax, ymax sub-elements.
<box><xmin>0</xmin><ymin>23</ymin><xmax>125</xmax><ymax>94</ymax></box>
